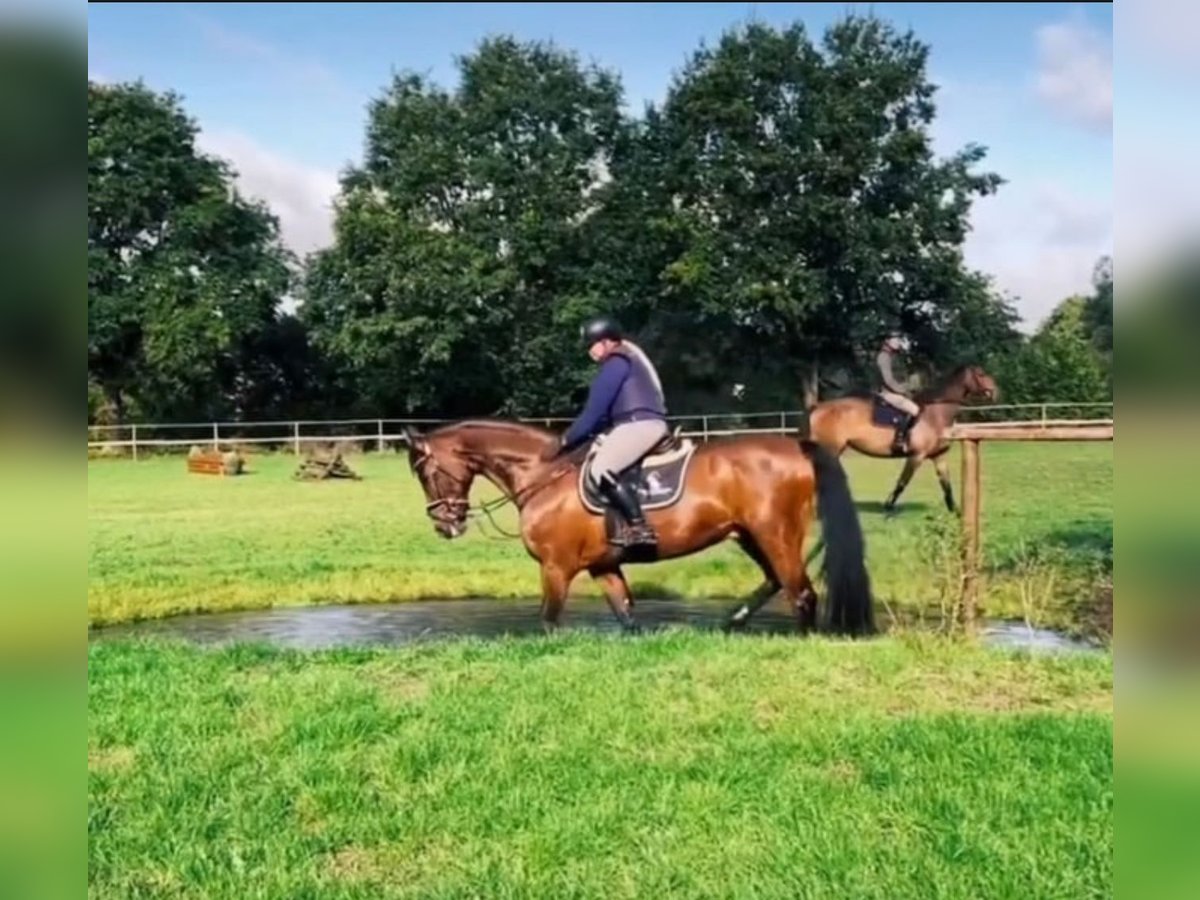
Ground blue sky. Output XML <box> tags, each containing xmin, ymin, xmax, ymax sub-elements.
<box><xmin>88</xmin><ymin>2</ymin><xmax>1114</xmax><ymax>327</ymax></box>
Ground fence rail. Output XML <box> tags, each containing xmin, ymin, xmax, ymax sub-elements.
<box><xmin>88</xmin><ymin>402</ymin><xmax>1114</xmax><ymax>457</ymax></box>
<box><xmin>949</xmin><ymin>420</ymin><xmax>1114</xmax><ymax>631</ymax></box>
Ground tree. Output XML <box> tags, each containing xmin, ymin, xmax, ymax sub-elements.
<box><xmin>1084</xmin><ymin>255</ymin><xmax>1113</xmax><ymax>360</ymax></box>
<box><xmin>1003</xmin><ymin>294</ymin><xmax>1111</xmax><ymax>405</ymax></box>
<box><xmin>302</xmin><ymin>38</ymin><xmax>624</xmax><ymax>416</ymax></box>
<box><xmin>88</xmin><ymin>81</ymin><xmax>293</xmax><ymax>421</ymax></box>
<box><xmin>617</xmin><ymin>17</ymin><xmax>1003</xmax><ymax>402</ymax></box>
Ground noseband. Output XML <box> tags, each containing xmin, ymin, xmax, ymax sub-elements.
<box><xmin>411</xmin><ymin>449</ymin><xmax>470</xmax><ymax>525</ymax></box>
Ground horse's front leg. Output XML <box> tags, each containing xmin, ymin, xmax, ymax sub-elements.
<box><xmin>538</xmin><ymin>562</ymin><xmax>573</xmax><ymax>633</ymax></box>
<box><xmin>932</xmin><ymin>450</ymin><xmax>956</xmax><ymax>513</ymax></box>
<box><xmin>883</xmin><ymin>457</ymin><xmax>920</xmax><ymax>514</ymax></box>
<box><xmin>590</xmin><ymin>566</ymin><xmax>641</xmax><ymax>634</ymax></box>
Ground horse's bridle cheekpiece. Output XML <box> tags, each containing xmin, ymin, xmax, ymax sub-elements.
<box><xmin>411</xmin><ymin>447</ymin><xmax>470</xmax><ymax>526</ymax></box>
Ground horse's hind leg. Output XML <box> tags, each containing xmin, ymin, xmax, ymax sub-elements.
<box><xmin>737</xmin><ymin>528</ymin><xmax>817</xmax><ymax>634</ymax></box>
<box><xmin>590</xmin><ymin>566</ymin><xmax>640</xmax><ymax>634</ymax></box>
<box><xmin>724</xmin><ymin>534</ymin><xmax>781</xmax><ymax>631</ymax></box>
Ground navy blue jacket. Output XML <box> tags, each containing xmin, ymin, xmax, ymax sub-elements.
<box><xmin>562</xmin><ymin>347</ymin><xmax>666</xmax><ymax>449</ymax></box>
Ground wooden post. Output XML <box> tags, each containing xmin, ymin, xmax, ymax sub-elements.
<box><xmin>960</xmin><ymin>438</ymin><xmax>982</xmax><ymax>631</ymax></box>
<box><xmin>293</xmin><ymin>422</ymin><xmax>301</xmax><ymax>456</ymax></box>
<box><xmin>131</xmin><ymin>424</ymin><xmax>139</xmax><ymax>461</ymax></box>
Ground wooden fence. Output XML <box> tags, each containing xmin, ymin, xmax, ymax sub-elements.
<box><xmin>947</xmin><ymin>421</ymin><xmax>1114</xmax><ymax>630</ymax></box>
<box><xmin>86</xmin><ymin>403</ymin><xmax>1114</xmax><ymax>458</ymax></box>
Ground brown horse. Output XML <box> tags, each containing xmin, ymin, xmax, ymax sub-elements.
<box><xmin>400</xmin><ymin>420</ymin><xmax>873</xmax><ymax>636</ymax></box>
<box><xmin>806</xmin><ymin>365</ymin><xmax>999</xmax><ymax>513</ymax></box>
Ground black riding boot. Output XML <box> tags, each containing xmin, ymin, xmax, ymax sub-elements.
<box><xmin>598</xmin><ymin>475</ymin><xmax>657</xmax><ymax>548</ymax></box>
<box><xmin>891</xmin><ymin>414</ymin><xmax>913</xmax><ymax>456</ymax></box>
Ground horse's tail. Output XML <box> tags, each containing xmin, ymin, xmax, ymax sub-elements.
<box><xmin>800</xmin><ymin>440</ymin><xmax>874</xmax><ymax>636</ymax></box>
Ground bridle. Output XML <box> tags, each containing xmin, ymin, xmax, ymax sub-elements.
<box><xmin>411</xmin><ymin>448</ymin><xmax>472</xmax><ymax>528</ymax></box>
<box><xmin>409</xmin><ymin>440</ymin><xmax>576</xmax><ymax>539</ymax></box>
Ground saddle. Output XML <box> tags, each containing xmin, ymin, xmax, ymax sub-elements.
<box><xmin>578</xmin><ymin>427</ymin><xmax>697</xmax><ymax>517</ymax></box>
<box><xmin>871</xmin><ymin>394</ymin><xmax>910</xmax><ymax>428</ymax></box>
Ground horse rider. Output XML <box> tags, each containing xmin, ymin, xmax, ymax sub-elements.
<box><xmin>876</xmin><ymin>331</ymin><xmax>921</xmax><ymax>455</ymax></box>
<box><xmin>541</xmin><ymin>316</ymin><xmax>668</xmax><ymax>549</ymax></box>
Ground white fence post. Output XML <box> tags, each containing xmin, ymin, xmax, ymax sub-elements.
<box><xmin>377</xmin><ymin>419</ymin><xmax>385</xmax><ymax>453</ymax></box>
<box><xmin>293</xmin><ymin>422</ymin><xmax>301</xmax><ymax>455</ymax></box>
<box><xmin>212</xmin><ymin>423</ymin><xmax>219</xmax><ymax>450</ymax></box>
<box><xmin>131</xmin><ymin>424</ymin><xmax>138</xmax><ymax>461</ymax></box>
<box><xmin>702</xmin><ymin>416</ymin><xmax>709</xmax><ymax>442</ymax></box>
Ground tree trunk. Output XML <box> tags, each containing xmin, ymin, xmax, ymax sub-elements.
<box><xmin>802</xmin><ymin>359</ymin><xmax>820</xmax><ymax>410</ymax></box>
<box><xmin>103</xmin><ymin>384</ymin><xmax>126</xmax><ymax>426</ymax></box>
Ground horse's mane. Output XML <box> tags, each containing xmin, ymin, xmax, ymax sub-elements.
<box><xmin>425</xmin><ymin>418</ymin><xmax>555</xmax><ymax>438</ymax></box>
<box><xmin>916</xmin><ymin>364</ymin><xmax>974</xmax><ymax>403</ymax></box>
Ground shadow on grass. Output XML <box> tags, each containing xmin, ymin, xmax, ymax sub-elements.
<box><xmin>855</xmin><ymin>499</ymin><xmax>933</xmax><ymax>516</ymax></box>
<box><xmin>624</xmin><ymin>582</ymin><xmax>688</xmax><ymax>601</ymax></box>
<box><xmin>1047</xmin><ymin>521</ymin><xmax>1113</xmax><ymax>569</ymax></box>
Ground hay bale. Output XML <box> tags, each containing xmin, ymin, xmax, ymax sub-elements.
<box><xmin>221</xmin><ymin>450</ymin><xmax>244</xmax><ymax>475</ymax></box>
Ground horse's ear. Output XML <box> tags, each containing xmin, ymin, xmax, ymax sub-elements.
<box><xmin>399</xmin><ymin>425</ymin><xmax>422</xmax><ymax>449</ymax></box>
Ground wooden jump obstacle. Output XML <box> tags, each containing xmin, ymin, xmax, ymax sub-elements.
<box><xmin>293</xmin><ymin>448</ymin><xmax>362</xmax><ymax>481</ymax></box>
<box><xmin>947</xmin><ymin>420</ymin><xmax>1113</xmax><ymax>631</ymax></box>
<box><xmin>186</xmin><ymin>446</ymin><xmax>245</xmax><ymax>476</ymax></box>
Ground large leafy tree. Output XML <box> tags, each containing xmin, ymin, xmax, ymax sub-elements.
<box><xmin>1002</xmin><ymin>292</ymin><xmax>1111</xmax><ymax>405</ymax></box>
<box><xmin>621</xmin><ymin>17</ymin><xmax>1004</xmax><ymax>403</ymax></box>
<box><xmin>88</xmin><ymin>81</ymin><xmax>293</xmax><ymax>421</ymax></box>
<box><xmin>303</xmin><ymin>37</ymin><xmax>624</xmax><ymax>416</ymax></box>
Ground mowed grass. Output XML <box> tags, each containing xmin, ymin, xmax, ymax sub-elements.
<box><xmin>88</xmin><ymin>442</ymin><xmax>1112</xmax><ymax>628</ymax></box>
<box><xmin>89</xmin><ymin>633</ymin><xmax>1113</xmax><ymax>899</ymax></box>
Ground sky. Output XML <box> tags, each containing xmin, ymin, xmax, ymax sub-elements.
<box><xmin>88</xmin><ymin>2</ymin><xmax>1115</xmax><ymax>329</ymax></box>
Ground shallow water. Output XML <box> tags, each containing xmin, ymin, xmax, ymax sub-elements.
<box><xmin>90</xmin><ymin>597</ymin><xmax>1101</xmax><ymax>654</ymax></box>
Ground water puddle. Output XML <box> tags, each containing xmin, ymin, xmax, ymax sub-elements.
<box><xmin>90</xmin><ymin>597</ymin><xmax>1101</xmax><ymax>654</ymax></box>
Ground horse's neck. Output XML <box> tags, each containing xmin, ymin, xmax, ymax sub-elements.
<box><xmin>459</xmin><ymin>428</ymin><xmax>549</xmax><ymax>501</ymax></box>
<box><xmin>926</xmin><ymin>396</ymin><xmax>962</xmax><ymax>427</ymax></box>
<box><xmin>923</xmin><ymin>380</ymin><xmax>966</xmax><ymax>425</ymax></box>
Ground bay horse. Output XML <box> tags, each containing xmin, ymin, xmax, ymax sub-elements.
<box><xmin>400</xmin><ymin>420</ymin><xmax>873</xmax><ymax>636</ymax></box>
<box><xmin>805</xmin><ymin>365</ymin><xmax>998</xmax><ymax>513</ymax></box>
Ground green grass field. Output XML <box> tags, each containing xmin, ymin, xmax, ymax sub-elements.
<box><xmin>89</xmin><ymin>634</ymin><xmax>1112</xmax><ymax>899</ymax></box>
<box><xmin>88</xmin><ymin>444</ymin><xmax>1113</xmax><ymax>897</ymax></box>
<box><xmin>88</xmin><ymin>442</ymin><xmax>1112</xmax><ymax>630</ymax></box>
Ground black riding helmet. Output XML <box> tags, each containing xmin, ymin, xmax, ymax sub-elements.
<box><xmin>581</xmin><ymin>316</ymin><xmax>623</xmax><ymax>346</ymax></box>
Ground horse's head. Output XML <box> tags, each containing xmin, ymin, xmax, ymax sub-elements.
<box><xmin>962</xmin><ymin>365</ymin><xmax>999</xmax><ymax>402</ymax></box>
<box><xmin>402</xmin><ymin>426</ymin><xmax>473</xmax><ymax>539</ymax></box>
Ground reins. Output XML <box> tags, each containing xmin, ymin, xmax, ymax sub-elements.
<box><xmin>412</xmin><ymin>445</ymin><xmax>575</xmax><ymax>541</ymax></box>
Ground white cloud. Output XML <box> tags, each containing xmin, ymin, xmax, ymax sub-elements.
<box><xmin>1122</xmin><ymin>0</ymin><xmax>1200</xmax><ymax>72</ymax></box>
<box><xmin>964</xmin><ymin>182</ymin><xmax>1112</xmax><ymax>329</ymax></box>
<box><xmin>1115</xmin><ymin>3</ymin><xmax>1200</xmax><ymax>284</ymax></box>
<box><xmin>1035</xmin><ymin>20</ymin><xmax>1112</xmax><ymax>133</ymax></box>
<box><xmin>196</xmin><ymin>128</ymin><xmax>339</xmax><ymax>258</ymax></box>
<box><xmin>1117</xmin><ymin>141</ymin><xmax>1200</xmax><ymax>286</ymax></box>
<box><xmin>186</xmin><ymin>12</ymin><xmax>349</xmax><ymax>97</ymax></box>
